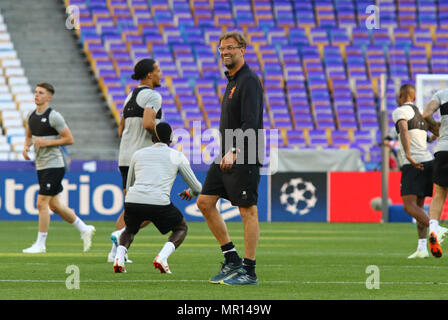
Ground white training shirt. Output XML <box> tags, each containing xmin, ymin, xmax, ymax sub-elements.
<box><xmin>125</xmin><ymin>143</ymin><xmax>202</xmax><ymax>206</ymax></box>
<box><xmin>392</xmin><ymin>104</ymin><xmax>433</xmax><ymax>166</ymax></box>
<box><xmin>431</xmin><ymin>88</ymin><xmax>448</xmax><ymax>153</ymax></box>
<box><xmin>118</xmin><ymin>86</ymin><xmax>163</xmax><ymax>167</ymax></box>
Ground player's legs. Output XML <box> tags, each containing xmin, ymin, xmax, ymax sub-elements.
<box><xmin>22</xmin><ymin>194</ymin><xmax>52</xmax><ymax>253</ymax></box>
<box><xmin>238</xmin><ymin>205</ymin><xmax>259</xmax><ymax>279</ymax></box>
<box><xmin>49</xmin><ymin>195</ymin><xmax>76</xmax><ymax>223</ymax></box>
<box><xmin>239</xmin><ymin>205</ymin><xmax>259</xmax><ymax>260</ymax></box>
<box><xmin>168</xmin><ymin>218</ymin><xmax>188</xmax><ymax>248</ymax></box>
<box><xmin>49</xmin><ymin>195</ymin><xmax>95</xmax><ymax>252</ymax></box>
<box><xmin>114</xmin><ymin>203</ymin><xmax>142</xmax><ymax>272</ymax></box>
<box><xmin>36</xmin><ymin>194</ymin><xmax>52</xmax><ymax>233</ymax></box>
<box><xmin>118</xmin><ymin>202</ymin><xmax>144</xmax><ymax>249</ymax></box>
<box><xmin>402</xmin><ymin>194</ymin><xmax>429</xmax><ymax>227</ymax></box>
<box><xmin>24</xmin><ymin>168</ymin><xmax>63</xmax><ymax>253</ymax></box>
<box><xmin>115</xmin><ymin>209</ymin><xmax>126</xmax><ymax>230</ymax></box>
<box><xmin>428</xmin><ymin>184</ymin><xmax>448</xmax><ymax>258</ymax></box>
<box><xmin>408</xmin><ymin>197</ymin><xmax>429</xmax><ymax>259</ymax></box>
<box><xmin>430</xmin><ymin>152</ymin><xmax>448</xmax><ymax>234</ymax></box>
<box><xmin>154</xmin><ymin>218</ymin><xmax>188</xmax><ymax>274</ymax></box>
<box><xmin>416</xmin><ymin>197</ymin><xmax>428</xmax><ymax>239</ymax></box>
<box><xmin>109</xmin><ymin>181</ymin><xmax>149</xmax><ymax>262</ymax></box>
<box><xmin>118</xmin><ymin>228</ymin><xmax>136</xmax><ymax>249</ymax></box>
<box><xmin>115</xmin><ymin>210</ymin><xmax>151</xmax><ymax>230</ymax></box>
<box><xmin>197</xmin><ymin>194</ymin><xmax>231</xmax><ymax>246</ymax></box>
<box><xmin>429</xmin><ymin>184</ymin><xmax>448</xmax><ymax>222</ymax></box>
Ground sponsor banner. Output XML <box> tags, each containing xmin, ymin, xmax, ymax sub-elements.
<box><xmin>0</xmin><ymin>172</ymin><xmax>124</xmax><ymax>221</ymax></box>
<box><xmin>0</xmin><ymin>169</ymin><xmax>268</xmax><ymax>222</ymax></box>
<box><xmin>270</xmin><ymin>172</ymin><xmax>327</xmax><ymax>221</ymax></box>
<box><xmin>329</xmin><ymin>171</ymin><xmax>403</xmax><ymax>223</ymax></box>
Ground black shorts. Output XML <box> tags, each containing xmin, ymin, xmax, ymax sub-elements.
<box><xmin>400</xmin><ymin>160</ymin><xmax>433</xmax><ymax>197</ymax></box>
<box><xmin>37</xmin><ymin>167</ymin><xmax>65</xmax><ymax>196</ymax></box>
<box><xmin>124</xmin><ymin>202</ymin><xmax>183</xmax><ymax>235</ymax></box>
<box><xmin>201</xmin><ymin>163</ymin><xmax>261</xmax><ymax>207</ymax></box>
<box><xmin>119</xmin><ymin>166</ymin><xmax>129</xmax><ymax>190</ymax></box>
<box><xmin>433</xmin><ymin>151</ymin><xmax>448</xmax><ymax>187</ymax></box>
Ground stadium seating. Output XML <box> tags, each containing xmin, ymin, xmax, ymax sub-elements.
<box><xmin>57</xmin><ymin>0</ymin><xmax>448</xmax><ymax>165</ymax></box>
<box><xmin>0</xmin><ymin>11</ymin><xmax>32</xmax><ymax>160</ymax></box>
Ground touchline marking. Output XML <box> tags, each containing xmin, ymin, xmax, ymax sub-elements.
<box><xmin>0</xmin><ymin>279</ymin><xmax>291</xmax><ymax>284</ymax></box>
<box><xmin>303</xmin><ymin>281</ymin><xmax>448</xmax><ymax>285</ymax></box>
<box><xmin>0</xmin><ymin>279</ymin><xmax>447</xmax><ymax>285</ymax></box>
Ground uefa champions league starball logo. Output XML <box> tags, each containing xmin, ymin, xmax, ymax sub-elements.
<box><xmin>279</xmin><ymin>178</ymin><xmax>317</xmax><ymax>215</ymax></box>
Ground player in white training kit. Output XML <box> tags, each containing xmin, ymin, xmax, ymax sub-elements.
<box><xmin>113</xmin><ymin>122</ymin><xmax>202</xmax><ymax>273</ymax></box>
<box><xmin>392</xmin><ymin>84</ymin><xmax>447</xmax><ymax>259</ymax></box>
<box><xmin>423</xmin><ymin>87</ymin><xmax>448</xmax><ymax>258</ymax></box>
<box><xmin>107</xmin><ymin>59</ymin><xmax>163</xmax><ymax>263</ymax></box>
<box><xmin>22</xmin><ymin>82</ymin><xmax>95</xmax><ymax>253</ymax></box>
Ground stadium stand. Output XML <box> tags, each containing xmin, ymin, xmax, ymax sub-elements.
<box><xmin>1</xmin><ymin>0</ymin><xmax>120</xmax><ymax>160</ymax></box>
<box><xmin>0</xmin><ymin>10</ymin><xmax>31</xmax><ymax>160</ymax></box>
<box><xmin>1</xmin><ymin>0</ymin><xmax>442</xmax><ymax>166</ymax></box>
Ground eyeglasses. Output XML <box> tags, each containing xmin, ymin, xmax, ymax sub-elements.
<box><xmin>218</xmin><ymin>45</ymin><xmax>243</xmax><ymax>52</ymax></box>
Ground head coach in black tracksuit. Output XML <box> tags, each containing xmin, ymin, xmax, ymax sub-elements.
<box><xmin>197</xmin><ymin>31</ymin><xmax>265</xmax><ymax>286</ymax></box>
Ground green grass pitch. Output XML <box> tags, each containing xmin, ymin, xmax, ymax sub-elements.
<box><xmin>1</xmin><ymin>221</ymin><xmax>448</xmax><ymax>300</ymax></box>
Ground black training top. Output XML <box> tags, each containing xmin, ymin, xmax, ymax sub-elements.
<box><xmin>219</xmin><ymin>63</ymin><xmax>265</xmax><ymax>166</ymax></box>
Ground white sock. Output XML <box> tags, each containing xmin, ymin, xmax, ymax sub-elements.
<box><xmin>116</xmin><ymin>245</ymin><xmax>127</xmax><ymax>261</ymax></box>
<box><xmin>72</xmin><ymin>217</ymin><xmax>88</xmax><ymax>233</ymax></box>
<box><xmin>430</xmin><ymin>219</ymin><xmax>440</xmax><ymax>234</ymax></box>
<box><xmin>110</xmin><ymin>242</ymin><xmax>117</xmax><ymax>255</ymax></box>
<box><xmin>158</xmin><ymin>242</ymin><xmax>176</xmax><ymax>261</ymax></box>
<box><xmin>36</xmin><ymin>232</ymin><xmax>47</xmax><ymax>247</ymax></box>
<box><xmin>418</xmin><ymin>238</ymin><xmax>427</xmax><ymax>251</ymax></box>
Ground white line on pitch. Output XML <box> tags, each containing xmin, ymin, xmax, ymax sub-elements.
<box><xmin>0</xmin><ymin>279</ymin><xmax>447</xmax><ymax>285</ymax></box>
<box><xmin>0</xmin><ymin>279</ymin><xmax>290</xmax><ymax>284</ymax></box>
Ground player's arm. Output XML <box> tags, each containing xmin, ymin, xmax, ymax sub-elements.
<box><xmin>142</xmin><ymin>108</ymin><xmax>156</xmax><ymax>133</ymax></box>
<box><xmin>397</xmin><ymin>120</ymin><xmax>423</xmax><ymax>170</ymax></box>
<box><xmin>33</xmin><ymin>127</ymin><xmax>74</xmax><ymax>148</ymax></box>
<box><xmin>34</xmin><ymin>111</ymin><xmax>74</xmax><ymax>148</ymax></box>
<box><xmin>139</xmin><ymin>90</ymin><xmax>161</xmax><ymax>134</ymax></box>
<box><xmin>22</xmin><ymin>127</ymin><xmax>32</xmax><ymax>160</ymax></box>
<box><xmin>118</xmin><ymin>115</ymin><xmax>125</xmax><ymax>137</ymax></box>
<box><xmin>423</xmin><ymin>100</ymin><xmax>441</xmax><ymax>137</ymax></box>
<box><xmin>178</xmin><ymin>156</ymin><xmax>202</xmax><ymax>200</ymax></box>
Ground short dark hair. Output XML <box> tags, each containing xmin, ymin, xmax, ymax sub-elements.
<box><xmin>36</xmin><ymin>82</ymin><xmax>55</xmax><ymax>95</ymax></box>
<box><xmin>399</xmin><ymin>83</ymin><xmax>415</xmax><ymax>99</ymax></box>
<box><xmin>153</xmin><ymin>122</ymin><xmax>173</xmax><ymax>145</ymax></box>
<box><xmin>131</xmin><ymin>59</ymin><xmax>156</xmax><ymax>80</ymax></box>
<box><xmin>219</xmin><ymin>31</ymin><xmax>247</xmax><ymax>49</ymax></box>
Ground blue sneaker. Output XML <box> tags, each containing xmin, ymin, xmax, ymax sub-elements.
<box><xmin>110</xmin><ymin>231</ymin><xmax>119</xmax><ymax>247</ymax></box>
<box><xmin>209</xmin><ymin>262</ymin><xmax>244</xmax><ymax>284</ymax></box>
<box><xmin>220</xmin><ymin>272</ymin><xmax>259</xmax><ymax>286</ymax></box>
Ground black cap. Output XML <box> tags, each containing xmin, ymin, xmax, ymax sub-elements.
<box><xmin>154</xmin><ymin>122</ymin><xmax>173</xmax><ymax>144</ymax></box>
<box><xmin>131</xmin><ymin>59</ymin><xmax>156</xmax><ymax>80</ymax></box>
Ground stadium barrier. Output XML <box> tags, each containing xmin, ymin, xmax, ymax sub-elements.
<box><xmin>1</xmin><ymin>160</ymin><xmax>446</xmax><ymax>222</ymax></box>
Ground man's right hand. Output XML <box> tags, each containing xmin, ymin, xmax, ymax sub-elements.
<box><xmin>406</xmin><ymin>154</ymin><xmax>423</xmax><ymax>170</ymax></box>
<box><xmin>22</xmin><ymin>145</ymin><xmax>30</xmax><ymax>160</ymax></box>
